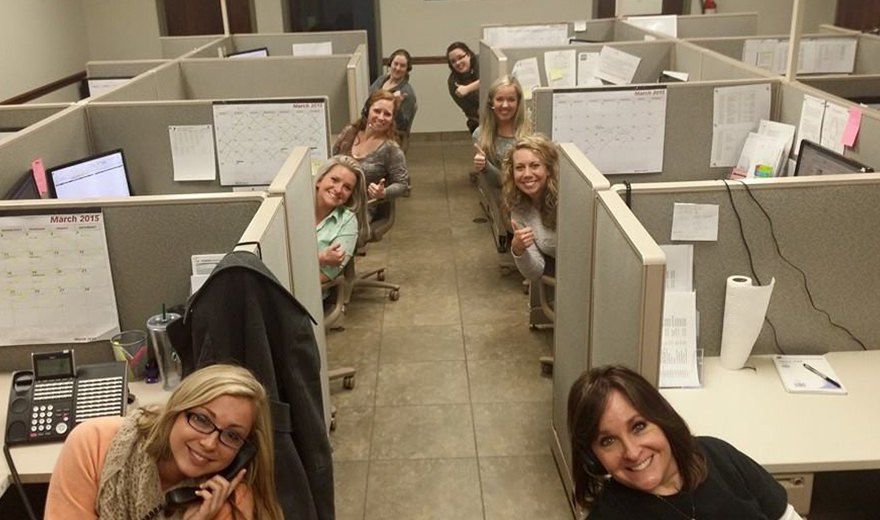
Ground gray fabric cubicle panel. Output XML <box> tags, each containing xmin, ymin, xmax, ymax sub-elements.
<box><xmin>672</xmin><ymin>43</ymin><xmax>704</xmax><ymax>80</ymax></box>
<box><xmin>85</xmin><ymin>101</ymin><xmax>227</xmax><ymax>195</ymax></box>
<box><xmin>675</xmin><ymin>13</ymin><xmax>758</xmax><ymax>38</ymax></box>
<box><xmin>575</xmin><ymin>18</ymin><xmax>615</xmax><ymax>42</ymax></box>
<box><xmin>626</xmin><ymin>180</ymin><xmax>880</xmax><ymax>357</ymax></box>
<box><xmin>479</xmin><ymin>41</ymin><xmax>507</xmax><ymax>116</ymax></box>
<box><xmin>685</xmin><ymin>37</ymin><xmax>749</xmax><ymax>61</ymax></box>
<box><xmin>856</xmin><ymin>34</ymin><xmax>880</xmax><ymax>74</ymax></box>
<box><xmin>613</xmin><ymin>21</ymin><xmax>665</xmax><ymax>42</ymax></box>
<box><xmin>179</xmin><ymin>58</ymin><xmax>351</xmax><ymax>133</ymax></box>
<box><xmin>698</xmin><ymin>49</ymin><xmax>776</xmax><ymax>81</ymax></box>
<box><xmin>160</xmin><ymin>35</ymin><xmax>226</xmax><ymax>58</ymax></box>
<box><xmin>0</xmin><ymin>104</ymin><xmax>70</xmax><ymax>129</ymax></box>
<box><xmin>0</xmin><ymin>106</ymin><xmax>91</xmax><ymax>197</ymax></box>
<box><xmin>799</xmin><ymin>75</ymin><xmax>880</xmax><ymax>100</ymax></box>
<box><xmin>86</xmin><ymin>60</ymin><xmax>169</xmax><ymax>78</ymax></box>
<box><xmin>232</xmin><ymin>31</ymin><xmax>367</xmax><ymax>56</ymax></box>
<box><xmin>98</xmin><ymin>69</ymin><xmax>161</xmax><ymax>102</ymax></box>
<box><xmin>155</xmin><ymin>61</ymin><xmax>188</xmax><ymax>100</ymax></box>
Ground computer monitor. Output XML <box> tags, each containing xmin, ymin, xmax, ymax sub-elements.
<box><xmin>227</xmin><ymin>47</ymin><xmax>269</xmax><ymax>59</ymax></box>
<box><xmin>47</xmin><ymin>149</ymin><xmax>133</xmax><ymax>199</ymax></box>
<box><xmin>793</xmin><ymin>140</ymin><xmax>874</xmax><ymax>176</ymax></box>
<box><xmin>2</xmin><ymin>171</ymin><xmax>40</xmax><ymax>200</ymax></box>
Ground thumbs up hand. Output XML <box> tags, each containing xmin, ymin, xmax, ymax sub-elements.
<box><xmin>510</xmin><ymin>220</ymin><xmax>534</xmax><ymax>256</ymax></box>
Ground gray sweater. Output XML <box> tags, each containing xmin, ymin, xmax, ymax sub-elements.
<box><xmin>511</xmin><ymin>204</ymin><xmax>556</xmax><ymax>281</ymax></box>
<box><xmin>332</xmin><ymin>125</ymin><xmax>411</xmax><ymax>199</ymax></box>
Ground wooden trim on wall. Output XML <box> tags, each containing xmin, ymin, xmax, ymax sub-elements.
<box><xmin>1</xmin><ymin>71</ymin><xmax>87</xmax><ymax>105</ymax></box>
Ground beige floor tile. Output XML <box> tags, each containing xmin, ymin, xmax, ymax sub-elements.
<box><xmin>473</xmin><ymin>402</ymin><xmax>551</xmax><ymax>457</ymax></box>
<box><xmin>326</xmin><ymin>326</ymin><xmax>381</xmax><ymax>367</ymax></box>
<box><xmin>330</xmin><ymin>406</ymin><xmax>374</xmax><ymax>461</ymax></box>
<box><xmin>371</xmin><ymin>404</ymin><xmax>475</xmax><ymax>460</ymax></box>
<box><xmin>380</xmin><ymin>324</ymin><xmax>465</xmax><ymax>363</ymax></box>
<box><xmin>375</xmin><ymin>361</ymin><xmax>469</xmax><ymax>405</ymax></box>
<box><xmin>463</xmin><ymin>322</ymin><xmax>552</xmax><ymax>361</ymax></box>
<box><xmin>479</xmin><ymin>455</ymin><xmax>572</xmax><ymax>520</ymax></box>
<box><xmin>333</xmin><ymin>460</ymin><xmax>369</xmax><ymax>520</ymax></box>
<box><xmin>331</xmin><ymin>363</ymin><xmax>377</xmax><ymax>409</ymax></box>
<box><xmin>340</xmin><ymin>295</ymin><xmax>386</xmax><ymax>331</ymax></box>
<box><xmin>468</xmin><ymin>359</ymin><xmax>552</xmax><ymax>403</ymax></box>
<box><xmin>365</xmin><ymin>459</ymin><xmax>483</xmax><ymax>520</ymax></box>
<box><xmin>381</xmin><ymin>292</ymin><xmax>460</xmax><ymax>327</ymax></box>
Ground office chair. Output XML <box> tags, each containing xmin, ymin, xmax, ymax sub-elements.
<box><xmin>530</xmin><ymin>274</ymin><xmax>555</xmax><ymax>375</ymax></box>
<box><xmin>352</xmin><ymin>199</ymin><xmax>400</xmax><ymax>300</ymax></box>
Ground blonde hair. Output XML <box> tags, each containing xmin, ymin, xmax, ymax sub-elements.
<box><xmin>477</xmin><ymin>75</ymin><xmax>531</xmax><ymax>165</ymax></box>
<box><xmin>501</xmin><ymin>134</ymin><xmax>560</xmax><ymax>230</ymax></box>
<box><xmin>138</xmin><ymin>364</ymin><xmax>283</xmax><ymax>520</ymax></box>
<box><xmin>314</xmin><ymin>155</ymin><xmax>370</xmax><ymax>240</ymax></box>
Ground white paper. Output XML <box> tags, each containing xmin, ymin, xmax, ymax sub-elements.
<box><xmin>228</xmin><ymin>48</ymin><xmax>268</xmax><ymax>59</ymax></box>
<box><xmin>291</xmin><ymin>41</ymin><xmax>332</xmax><ymax>56</ymax></box>
<box><xmin>169</xmin><ymin>125</ymin><xmax>217</xmax><ymax>181</ymax></box>
<box><xmin>742</xmin><ymin>39</ymin><xmax>779</xmax><ymax>71</ymax></box>
<box><xmin>757</xmin><ymin>120</ymin><xmax>796</xmax><ymax>172</ymax></box>
<box><xmin>710</xmin><ymin>83</ymin><xmax>772</xmax><ymax>167</ymax></box>
<box><xmin>661</xmin><ymin>70</ymin><xmax>689</xmax><ymax>82</ymax></box>
<box><xmin>659</xmin><ymin>291</ymin><xmax>700</xmax><ymax>388</ymax></box>
<box><xmin>574</xmin><ymin>20</ymin><xmax>587</xmax><ymax>32</ymax></box>
<box><xmin>552</xmin><ymin>88</ymin><xmax>666</xmax><ymax>174</ymax></box>
<box><xmin>786</xmin><ymin>158</ymin><xmax>797</xmax><ymax>176</ymax></box>
<box><xmin>544</xmin><ymin>49</ymin><xmax>577</xmax><ymax>88</ymax></box>
<box><xmin>511</xmin><ymin>58</ymin><xmax>541</xmax><ymax>100</ymax></box>
<box><xmin>626</xmin><ymin>15</ymin><xmax>677</xmax><ymax>37</ymax></box>
<box><xmin>671</xmin><ymin>203</ymin><xmax>718</xmax><ymax>241</ymax></box>
<box><xmin>0</xmin><ymin>213</ymin><xmax>120</xmax><ymax>345</ymax></box>
<box><xmin>191</xmin><ymin>274</ymin><xmax>210</xmax><ymax>295</ymax></box>
<box><xmin>577</xmin><ymin>52</ymin><xmax>602</xmax><ymax>86</ymax></box>
<box><xmin>795</xmin><ymin>94</ymin><xmax>826</xmax><ymax>153</ymax></box>
<box><xmin>596</xmin><ymin>46</ymin><xmax>642</xmax><ymax>85</ymax></box>
<box><xmin>820</xmin><ymin>102</ymin><xmax>849</xmax><ymax>154</ymax></box>
<box><xmin>659</xmin><ymin>244</ymin><xmax>693</xmax><ymax>292</ymax></box>
<box><xmin>736</xmin><ymin>132</ymin><xmax>785</xmax><ymax>178</ymax></box>
<box><xmin>87</xmin><ymin>78</ymin><xmax>130</xmax><ymax>98</ymax></box>
<box><xmin>773</xmin><ymin>355</ymin><xmax>847</xmax><ymax>394</ymax></box>
<box><xmin>720</xmin><ymin>276</ymin><xmax>774</xmax><ymax>370</ymax></box>
<box><xmin>213</xmin><ymin>100</ymin><xmax>329</xmax><ymax>186</ymax></box>
<box><xmin>801</xmin><ymin>38</ymin><xmax>857</xmax><ymax>74</ymax></box>
<box><xmin>483</xmin><ymin>24</ymin><xmax>568</xmax><ymax>48</ymax></box>
<box><xmin>191</xmin><ymin>253</ymin><xmax>226</xmax><ymax>275</ymax></box>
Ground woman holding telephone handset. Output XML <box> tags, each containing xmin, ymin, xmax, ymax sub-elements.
<box><xmin>46</xmin><ymin>364</ymin><xmax>282</xmax><ymax>519</ymax></box>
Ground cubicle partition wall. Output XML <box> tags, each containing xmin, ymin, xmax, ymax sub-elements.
<box><xmin>854</xmin><ymin>33</ymin><xmax>880</xmax><ymax>75</ymax></box>
<box><xmin>550</xmin><ymin>144</ymin><xmax>610</xmax><ymax>506</ymax></box>
<box><xmin>227</xmin><ymin>30</ymin><xmax>368</xmax><ymax>56</ymax></box>
<box><xmin>159</xmin><ymin>35</ymin><xmax>226</xmax><ymax>59</ymax></box>
<box><xmin>86</xmin><ymin>60</ymin><xmax>169</xmax><ymax>80</ymax></box>
<box><xmin>799</xmin><ymin>74</ymin><xmax>880</xmax><ymax>110</ymax></box>
<box><xmin>672</xmin><ymin>12</ymin><xmax>758</xmax><ymax>38</ymax></box>
<box><xmin>347</xmin><ymin>44</ymin><xmax>371</xmax><ymax>123</ymax></box>
<box><xmin>0</xmin><ymin>104</ymin><xmax>72</xmax><ymax>137</ymax></box>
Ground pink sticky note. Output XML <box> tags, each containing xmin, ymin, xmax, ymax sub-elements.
<box><xmin>842</xmin><ymin>106</ymin><xmax>862</xmax><ymax>147</ymax></box>
<box><xmin>31</xmin><ymin>158</ymin><xmax>49</xmax><ymax>197</ymax></box>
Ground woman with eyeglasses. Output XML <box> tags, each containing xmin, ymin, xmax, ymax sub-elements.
<box><xmin>445</xmin><ymin>41</ymin><xmax>480</xmax><ymax>134</ymax></box>
<box><xmin>46</xmin><ymin>364</ymin><xmax>282</xmax><ymax>520</ymax></box>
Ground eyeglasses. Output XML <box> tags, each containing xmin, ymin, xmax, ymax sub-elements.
<box><xmin>184</xmin><ymin>411</ymin><xmax>248</xmax><ymax>449</ymax></box>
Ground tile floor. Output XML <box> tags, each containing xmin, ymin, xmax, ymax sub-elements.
<box><xmin>326</xmin><ymin>133</ymin><xmax>573</xmax><ymax>520</ymax></box>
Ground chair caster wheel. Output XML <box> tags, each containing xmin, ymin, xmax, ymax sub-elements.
<box><xmin>389</xmin><ymin>289</ymin><xmax>400</xmax><ymax>301</ymax></box>
<box><xmin>343</xmin><ymin>375</ymin><xmax>356</xmax><ymax>390</ymax></box>
<box><xmin>377</xmin><ymin>270</ymin><xmax>386</xmax><ymax>281</ymax></box>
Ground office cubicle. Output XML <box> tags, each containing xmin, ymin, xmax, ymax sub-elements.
<box><xmin>97</xmin><ymin>52</ymin><xmax>366</xmax><ymax>133</ymax></box>
<box><xmin>0</xmin><ymin>104</ymin><xmax>72</xmax><ymax>143</ymax></box>
<box><xmin>799</xmin><ymin>74</ymin><xmax>880</xmax><ymax>111</ymax></box>
<box><xmin>184</xmin><ymin>31</ymin><xmax>368</xmax><ymax>58</ymax></box>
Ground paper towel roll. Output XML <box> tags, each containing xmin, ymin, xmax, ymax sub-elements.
<box><xmin>719</xmin><ymin>275</ymin><xmax>775</xmax><ymax>370</ymax></box>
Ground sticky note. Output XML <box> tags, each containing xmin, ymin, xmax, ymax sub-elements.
<box><xmin>31</xmin><ymin>158</ymin><xmax>49</xmax><ymax>197</ymax></box>
<box><xmin>842</xmin><ymin>106</ymin><xmax>862</xmax><ymax>147</ymax></box>
<box><xmin>550</xmin><ymin>70</ymin><xmax>564</xmax><ymax>81</ymax></box>
<box><xmin>574</xmin><ymin>20</ymin><xmax>587</xmax><ymax>32</ymax></box>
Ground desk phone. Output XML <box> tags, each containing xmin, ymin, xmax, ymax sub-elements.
<box><xmin>5</xmin><ymin>350</ymin><xmax>129</xmax><ymax>445</ymax></box>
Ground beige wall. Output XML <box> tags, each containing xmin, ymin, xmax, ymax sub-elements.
<box><xmin>718</xmin><ymin>0</ymin><xmax>837</xmax><ymax>34</ymax></box>
<box><xmin>0</xmin><ymin>0</ymin><xmax>90</xmax><ymax>101</ymax></box>
<box><xmin>81</xmin><ymin>0</ymin><xmax>162</xmax><ymax>60</ymax></box>
<box><xmin>254</xmin><ymin>0</ymin><xmax>289</xmax><ymax>33</ymax></box>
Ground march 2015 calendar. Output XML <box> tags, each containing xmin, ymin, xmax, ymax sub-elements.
<box><xmin>0</xmin><ymin>212</ymin><xmax>120</xmax><ymax>345</ymax></box>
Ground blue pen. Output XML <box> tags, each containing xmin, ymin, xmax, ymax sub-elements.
<box><xmin>802</xmin><ymin>363</ymin><xmax>842</xmax><ymax>389</ymax></box>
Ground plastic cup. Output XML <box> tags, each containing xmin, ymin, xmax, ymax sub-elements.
<box><xmin>111</xmin><ymin>330</ymin><xmax>149</xmax><ymax>381</ymax></box>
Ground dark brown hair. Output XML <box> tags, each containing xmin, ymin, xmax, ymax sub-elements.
<box><xmin>567</xmin><ymin>365</ymin><xmax>707</xmax><ymax>508</ymax></box>
<box><xmin>445</xmin><ymin>41</ymin><xmax>475</xmax><ymax>73</ymax></box>
<box><xmin>355</xmin><ymin>89</ymin><xmax>399</xmax><ymax>141</ymax></box>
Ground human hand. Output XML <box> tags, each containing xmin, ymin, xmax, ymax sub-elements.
<box><xmin>510</xmin><ymin>220</ymin><xmax>535</xmax><ymax>255</ymax></box>
<box><xmin>393</xmin><ymin>90</ymin><xmax>406</xmax><ymax>99</ymax></box>
<box><xmin>368</xmin><ymin>178</ymin><xmax>386</xmax><ymax>199</ymax></box>
<box><xmin>182</xmin><ymin>469</ymin><xmax>246</xmax><ymax>520</ymax></box>
<box><xmin>454</xmin><ymin>83</ymin><xmax>467</xmax><ymax>98</ymax></box>
<box><xmin>319</xmin><ymin>243</ymin><xmax>346</xmax><ymax>267</ymax></box>
<box><xmin>473</xmin><ymin>144</ymin><xmax>487</xmax><ymax>171</ymax></box>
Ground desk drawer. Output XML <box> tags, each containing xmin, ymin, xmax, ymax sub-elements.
<box><xmin>774</xmin><ymin>473</ymin><xmax>813</xmax><ymax>515</ymax></box>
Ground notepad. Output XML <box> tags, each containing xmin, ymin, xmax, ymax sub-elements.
<box><xmin>772</xmin><ymin>355</ymin><xmax>847</xmax><ymax>395</ymax></box>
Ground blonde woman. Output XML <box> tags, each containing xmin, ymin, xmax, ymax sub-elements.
<box><xmin>46</xmin><ymin>364</ymin><xmax>282</xmax><ymax>520</ymax></box>
<box><xmin>473</xmin><ymin>75</ymin><xmax>531</xmax><ymax>188</ymax></box>
<box><xmin>501</xmin><ymin>135</ymin><xmax>559</xmax><ymax>281</ymax></box>
<box><xmin>315</xmin><ymin>155</ymin><xmax>369</xmax><ymax>284</ymax></box>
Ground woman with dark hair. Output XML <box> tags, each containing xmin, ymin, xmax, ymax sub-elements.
<box><xmin>369</xmin><ymin>48</ymin><xmax>417</xmax><ymax>150</ymax></box>
<box><xmin>568</xmin><ymin>365</ymin><xmax>799</xmax><ymax>519</ymax></box>
<box><xmin>501</xmin><ymin>134</ymin><xmax>558</xmax><ymax>281</ymax></box>
<box><xmin>446</xmin><ymin>41</ymin><xmax>480</xmax><ymax>134</ymax></box>
<box><xmin>332</xmin><ymin>89</ymin><xmax>410</xmax><ymax>204</ymax></box>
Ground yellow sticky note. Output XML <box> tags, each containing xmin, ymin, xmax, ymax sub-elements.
<box><xmin>550</xmin><ymin>70</ymin><xmax>564</xmax><ymax>81</ymax></box>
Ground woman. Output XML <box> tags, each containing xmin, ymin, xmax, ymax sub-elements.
<box><xmin>332</xmin><ymin>89</ymin><xmax>410</xmax><ymax>205</ymax></box>
<box><xmin>46</xmin><ymin>364</ymin><xmax>282</xmax><ymax>520</ymax></box>
<box><xmin>568</xmin><ymin>365</ymin><xmax>798</xmax><ymax>520</ymax></box>
<box><xmin>315</xmin><ymin>155</ymin><xmax>368</xmax><ymax>283</ymax></box>
<box><xmin>369</xmin><ymin>48</ymin><xmax>417</xmax><ymax>151</ymax></box>
<box><xmin>473</xmin><ymin>75</ymin><xmax>531</xmax><ymax>188</ymax></box>
<box><xmin>502</xmin><ymin>135</ymin><xmax>558</xmax><ymax>282</ymax></box>
<box><xmin>446</xmin><ymin>41</ymin><xmax>480</xmax><ymax>134</ymax></box>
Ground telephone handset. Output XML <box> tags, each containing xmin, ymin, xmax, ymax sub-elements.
<box><xmin>5</xmin><ymin>350</ymin><xmax>128</xmax><ymax>445</ymax></box>
<box><xmin>164</xmin><ymin>441</ymin><xmax>257</xmax><ymax>513</ymax></box>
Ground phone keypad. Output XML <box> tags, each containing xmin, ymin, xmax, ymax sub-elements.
<box><xmin>29</xmin><ymin>403</ymin><xmax>71</xmax><ymax>439</ymax></box>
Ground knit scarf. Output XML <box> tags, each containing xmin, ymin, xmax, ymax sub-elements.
<box><xmin>96</xmin><ymin>409</ymin><xmax>195</xmax><ymax>520</ymax></box>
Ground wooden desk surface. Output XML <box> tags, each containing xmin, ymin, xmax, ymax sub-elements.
<box><xmin>0</xmin><ymin>374</ymin><xmax>171</xmax><ymax>495</ymax></box>
<box><xmin>661</xmin><ymin>351</ymin><xmax>880</xmax><ymax>474</ymax></box>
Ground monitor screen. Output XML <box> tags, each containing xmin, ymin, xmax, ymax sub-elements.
<box><xmin>794</xmin><ymin>140</ymin><xmax>874</xmax><ymax>176</ymax></box>
<box><xmin>2</xmin><ymin>171</ymin><xmax>40</xmax><ymax>200</ymax></box>
<box><xmin>47</xmin><ymin>149</ymin><xmax>132</xmax><ymax>199</ymax></box>
<box><xmin>228</xmin><ymin>47</ymin><xmax>269</xmax><ymax>59</ymax></box>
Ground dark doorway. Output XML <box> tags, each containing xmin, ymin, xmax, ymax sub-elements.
<box><xmin>835</xmin><ymin>0</ymin><xmax>880</xmax><ymax>32</ymax></box>
<box><xmin>594</xmin><ymin>0</ymin><xmax>685</xmax><ymax>18</ymax></box>
<box><xmin>160</xmin><ymin>0</ymin><xmax>254</xmax><ymax>35</ymax></box>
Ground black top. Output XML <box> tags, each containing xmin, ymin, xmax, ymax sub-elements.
<box><xmin>588</xmin><ymin>437</ymin><xmax>787</xmax><ymax>520</ymax></box>
<box><xmin>447</xmin><ymin>59</ymin><xmax>480</xmax><ymax>128</ymax></box>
